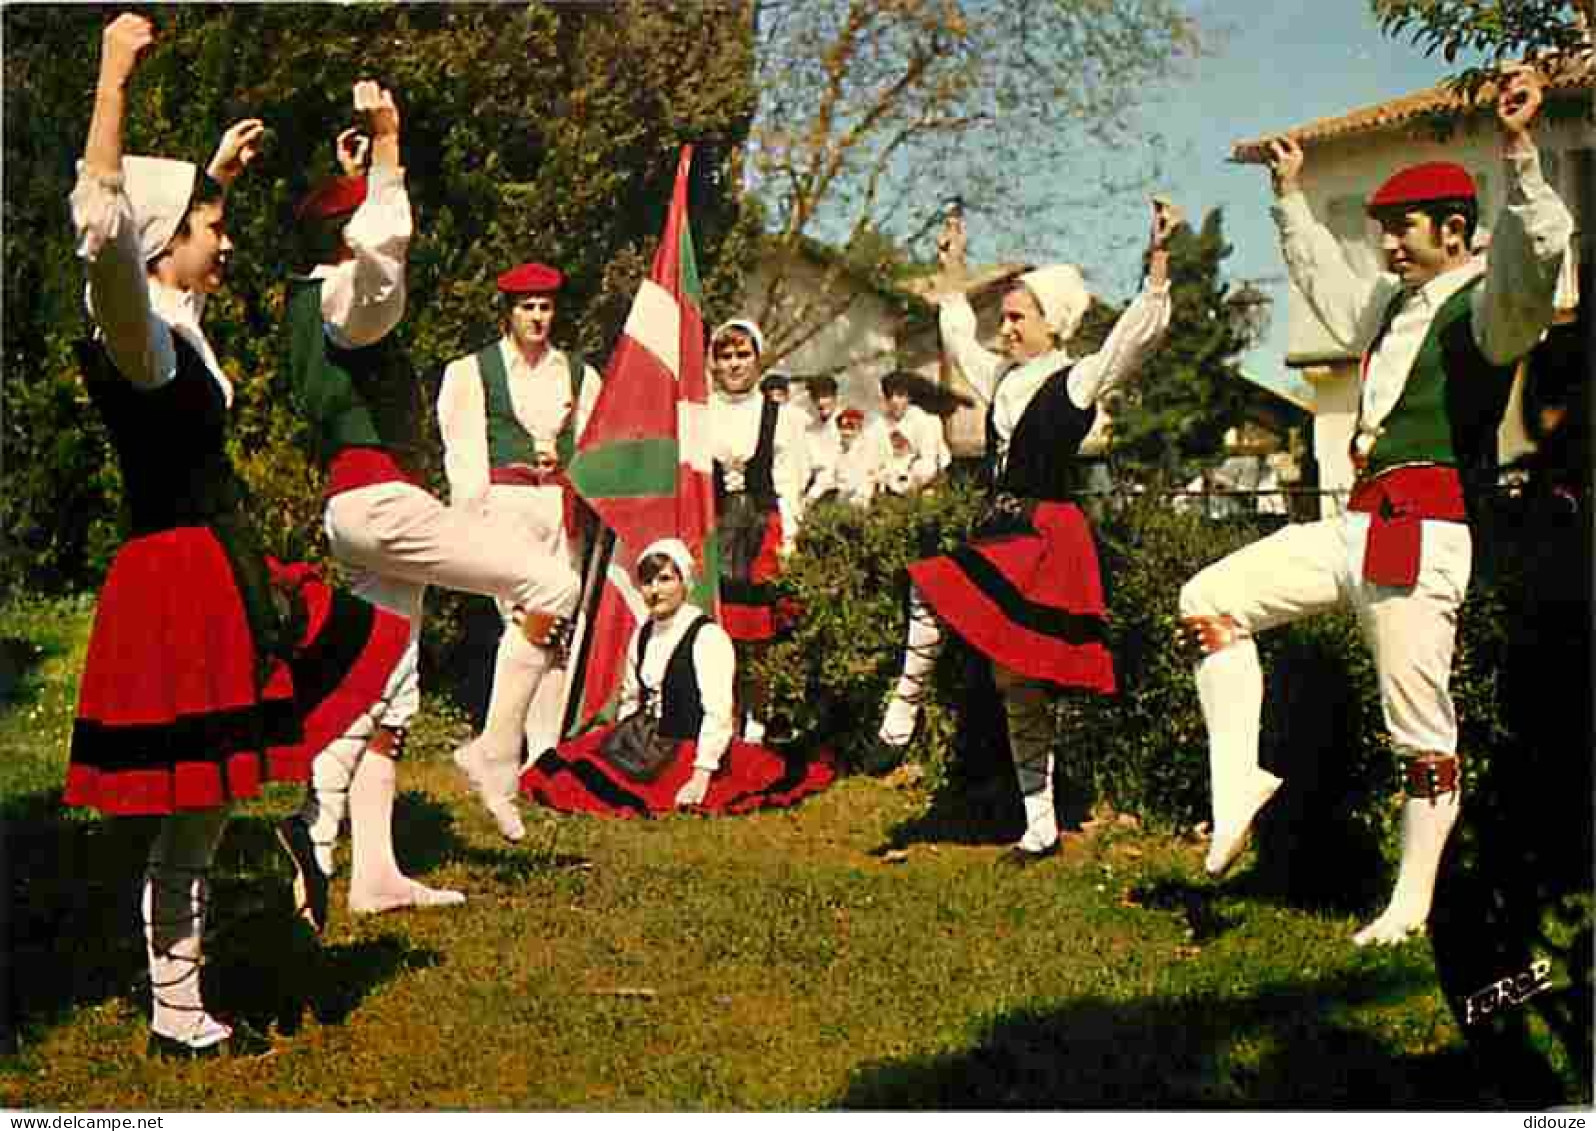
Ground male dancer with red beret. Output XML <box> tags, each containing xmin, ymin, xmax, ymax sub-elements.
<box><xmin>277</xmin><ymin>84</ymin><xmax>580</xmax><ymax>925</ymax></box>
<box><xmin>438</xmin><ymin>261</ymin><xmax>601</xmax><ymax>838</ymax></box>
<box><xmin>1179</xmin><ymin>66</ymin><xmax>1573</xmax><ymax>945</ymax></box>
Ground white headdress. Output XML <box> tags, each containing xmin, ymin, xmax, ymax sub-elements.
<box><xmin>122</xmin><ymin>156</ymin><xmax>200</xmax><ymax>263</ymax></box>
<box><xmin>1017</xmin><ymin>264</ymin><xmax>1091</xmax><ymax>344</ymax></box>
<box><xmin>710</xmin><ymin>318</ymin><xmax>765</xmax><ymax>358</ymax></box>
<box><xmin>636</xmin><ymin>537</ymin><xmax>696</xmax><ymax>584</ymax></box>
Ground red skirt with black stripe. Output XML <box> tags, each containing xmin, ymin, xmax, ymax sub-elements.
<box><xmin>907</xmin><ymin>500</ymin><xmax>1115</xmax><ymax>692</ymax></box>
<box><xmin>64</xmin><ymin>526</ymin><xmax>410</xmax><ymax>816</ymax></box>
<box><xmin>520</xmin><ymin>724</ymin><xmax>835</xmax><ymax>819</ymax></box>
<box><xmin>719</xmin><ymin>508</ymin><xmax>785</xmax><ymax>643</ymax></box>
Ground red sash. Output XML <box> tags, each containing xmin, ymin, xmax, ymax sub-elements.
<box><xmin>490</xmin><ymin>463</ymin><xmax>588</xmax><ymax>540</ymax></box>
<box><xmin>326</xmin><ymin>446</ymin><xmax>419</xmax><ymax>498</ymax></box>
<box><xmin>1347</xmin><ymin>465</ymin><xmax>1466</xmax><ymax>588</ymax></box>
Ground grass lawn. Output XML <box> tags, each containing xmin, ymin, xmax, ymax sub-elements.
<box><xmin>1</xmin><ymin>593</ymin><xmax>1501</xmax><ymax>1110</ymax></box>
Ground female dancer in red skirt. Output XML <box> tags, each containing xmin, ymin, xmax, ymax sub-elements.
<box><xmin>877</xmin><ymin>200</ymin><xmax>1181</xmax><ymax>864</ymax></box>
<box><xmin>521</xmin><ymin>540</ymin><xmax>834</xmax><ymax>817</ymax></box>
<box><xmin>64</xmin><ymin>14</ymin><xmax>410</xmax><ymax>1057</ymax></box>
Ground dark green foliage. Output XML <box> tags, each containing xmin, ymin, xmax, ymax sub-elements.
<box><xmin>755</xmin><ymin>474</ymin><xmax>984</xmax><ymax>776</ymax></box>
<box><xmin>1091</xmin><ymin>210</ymin><xmax>1304</xmax><ymax>486</ymax></box>
<box><xmin>2</xmin><ymin>2</ymin><xmax>758</xmax><ymax>597</ymax></box>
<box><xmin>1371</xmin><ymin>0</ymin><xmax>1595</xmax><ymax>108</ymax></box>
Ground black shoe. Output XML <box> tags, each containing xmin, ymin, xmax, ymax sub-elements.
<box><xmin>275</xmin><ymin>816</ymin><xmax>329</xmax><ymax>934</ymax></box>
<box><xmin>147</xmin><ymin>1020</ymin><xmax>273</xmax><ymax>1061</ymax></box>
<box><xmin>996</xmin><ymin>840</ymin><xmax>1062</xmax><ymax>870</ymax></box>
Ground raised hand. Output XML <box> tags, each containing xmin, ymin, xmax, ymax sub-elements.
<box><xmin>98</xmin><ymin>12</ymin><xmax>155</xmax><ymax>88</ymax></box>
<box><xmin>1496</xmin><ymin>63</ymin><xmax>1544</xmax><ymax>143</ymax></box>
<box><xmin>207</xmin><ymin>118</ymin><xmax>266</xmax><ymax>186</ymax></box>
<box><xmin>353</xmin><ymin>80</ymin><xmax>401</xmax><ymax>168</ymax></box>
<box><xmin>335</xmin><ymin>127</ymin><xmax>370</xmax><ymax>176</ymax></box>
<box><xmin>1264</xmin><ymin>135</ymin><xmax>1304</xmax><ymax>198</ymax></box>
<box><xmin>354</xmin><ymin>80</ymin><xmax>400</xmax><ymax>139</ymax></box>
<box><xmin>1150</xmin><ymin>195</ymin><xmax>1185</xmax><ymax>250</ymax></box>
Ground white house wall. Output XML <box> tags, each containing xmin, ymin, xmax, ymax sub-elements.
<box><xmin>740</xmin><ymin>256</ymin><xmax>902</xmax><ymax>416</ymax></box>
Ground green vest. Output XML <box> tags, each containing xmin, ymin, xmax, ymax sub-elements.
<box><xmin>473</xmin><ymin>341</ymin><xmax>589</xmax><ymax>468</ymax></box>
<box><xmin>285</xmin><ymin>277</ymin><xmax>427</xmax><ymax>474</ymax></box>
<box><xmin>1364</xmin><ymin>278</ymin><xmax>1517</xmax><ymax>486</ymax></box>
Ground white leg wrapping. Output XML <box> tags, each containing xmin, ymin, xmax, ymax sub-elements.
<box><xmin>348</xmin><ymin>750</ymin><xmax>465</xmax><ymax>915</ymax></box>
<box><xmin>144</xmin><ymin>809</ymin><xmax>230</xmax><ymax>1047</ymax></box>
<box><xmin>1196</xmin><ymin>636</ymin><xmax>1282</xmax><ymax>876</ymax></box>
<box><xmin>453</xmin><ymin>626</ymin><xmax>550</xmax><ymax>842</ymax></box>
<box><xmin>879</xmin><ymin>586</ymin><xmax>942</xmax><ymax>747</ymax></box>
<box><xmin>1353</xmin><ymin>787</ymin><xmax>1460</xmax><ymax>947</ymax></box>
<box><xmin>299</xmin><ymin>730</ymin><xmax>366</xmax><ymax>876</ymax></box>
<box><xmin>1004</xmin><ymin>683</ymin><xmax>1057</xmax><ymax>852</ymax></box>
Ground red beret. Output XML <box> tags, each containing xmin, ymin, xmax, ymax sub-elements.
<box><xmin>1366</xmin><ymin>162</ymin><xmax>1476</xmax><ymax>212</ymax></box>
<box><xmin>837</xmin><ymin>408</ymin><xmax>865</xmax><ymax>427</ymax></box>
<box><xmin>295</xmin><ymin>175</ymin><xmax>367</xmax><ymax>224</ymax></box>
<box><xmin>496</xmin><ymin>262</ymin><xmax>564</xmax><ymax>294</ymax></box>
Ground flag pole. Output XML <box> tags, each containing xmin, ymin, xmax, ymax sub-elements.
<box><xmin>559</xmin><ymin>523</ymin><xmax>617</xmax><ymax>739</ymax></box>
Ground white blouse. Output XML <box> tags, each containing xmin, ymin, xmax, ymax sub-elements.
<box><xmin>707</xmin><ymin>388</ymin><xmax>808</xmax><ymax>545</ymax></box>
<box><xmin>69</xmin><ymin>163</ymin><xmax>230</xmax><ymax>403</ymax></box>
<box><xmin>308</xmin><ymin>163</ymin><xmax>412</xmax><ymax>350</ymax></box>
<box><xmin>940</xmin><ymin>280</ymin><xmax>1171</xmax><ymax>472</ymax></box>
<box><xmin>616</xmin><ymin>606</ymin><xmax>738</xmax><ymax>773</ymax></box>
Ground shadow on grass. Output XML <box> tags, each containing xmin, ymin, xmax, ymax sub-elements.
<box><xmin>834</xmin><ymin>965</ymin><xmax>1500</xmax><ymax>1110</ymax></box>
<box><xmin>3</xmin><ymin>794</ymin><xmax>447</xmax><ymax>1053</ymax></box>
<box><xmin>0</xmin><ymin>636</ymin><xmax>48</xmax><ymax>704</ymax></box>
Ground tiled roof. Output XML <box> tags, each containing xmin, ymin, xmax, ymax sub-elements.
<box><xmin>1231</xmin><ymin>58</ymin><xmax>1594</xmax><ymax>163</ymax></box>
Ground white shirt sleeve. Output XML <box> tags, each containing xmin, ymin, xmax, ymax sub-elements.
<box><xmin>773</xmin><ymin>405</ymin><xmax>808</xmax><ymax>545</ymax></box>
<box><xmin>906</xmin><ymin>406</ymin><xmax>951</xmax><ymax>488</ymax></box>
<box><xmin>690</xmin><ymin>621</ymin><xmax>739</xmax><ymax>772</ymax></box>
<box><xmin>320</xmin><ymin>164</ymin><xmax>412</xmax><ymax>349</ymax></box>
<box><xmin>572</xmin><ymin>361</ymin><xmax>603</xmax><ymax>445</ymax></box>
<box><xmin>436</xmin><ymin>354</ymin><xmax>490</xmax><ymax>513</ymax></box>
<box><xmin>68</xmin><ymin>163</ymin><xmax>176</xmax><ymax>389</ymax></box>
<box><xmin>1272</xmin><ymin>191</ymin><xmax>1385</xmax><ymax>354</ymax></box>
<box><xmin>939</xmin><ymin>293</ymin><xmax>1003</xmax><ymax>403</ymax></box>
<box><xmin>616</xmin><ymin>626</ymin><xmax>643</xmax><ymax>722</ymax></box>
<box><xmin>1066</xmin><ymin>279</ymin><xmax>1173</xmax><ymax>408</ymax></box>
<box><xmin>1472</xmin><ymin>142</ymin><xmax>1576</xmax><ymax>365</ymax></box>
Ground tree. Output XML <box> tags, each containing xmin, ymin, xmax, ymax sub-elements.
<box><xmin>1</xmin><ymin>2</ymin><xmax>758</xmax><ymax>595</ymax></box>
<box><xmin>1084</xmin><ymin>209</ymin><xmax>1284</xmax><ymax>485</ymax></box>
<box><xmin>1372</xmin><ymin>0</ymin><xmax>1594</xmax><ymax>96</ymax></box>
<box><xmin>744</xmin><ymin>0</ymin><xmax>1203</xmax><ymax>366</ymax></box>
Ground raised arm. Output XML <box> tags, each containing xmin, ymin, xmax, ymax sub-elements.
<box><xmin>70</xmin><ymin>13</ymin><xmax>174</xmax><ymax>389</ymax></box>
<box><xmin>321</xmin><ymin>81</ymin><xmax>412</xmax><ymax>348</ymax></box>
<box><xmin>1068</xmin><ymin>199</ymin><xmax>1176</xmax><ymax>407</ymax></box>
<box><xmin>939</xmin><ymin>294</ymin><xmax>1004</xmax><ymax>404</ymax></box>
<box><xmin>1472</xmin><ymin>65</ymin><xmax>1576</xmax><ymax>365</ymax></box>
<box><xmin>1267</xmin><ymin>136</ymin><xmax>1385</xmax><ymax>352</ymax></box>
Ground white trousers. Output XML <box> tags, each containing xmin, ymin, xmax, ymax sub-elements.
<box><xmin>1179</xmin><ymin>511</ymin><xmax>1472</xmax><ymax>756</ymax></box>
<box><xmin>481</xmin><ymin>482</ymin><xmax>583</xmax><ymax>752</ymax></box>
<box><xmin>325</xmin><ymin>481</ymin><xmax>582</xmax><ymax>729</ymax></box>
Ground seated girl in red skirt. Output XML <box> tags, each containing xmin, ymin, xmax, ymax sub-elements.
<box><xmin>521</xmin><ymin>539</ymin><xmax>834</xmax><ymax>817</ymax></box>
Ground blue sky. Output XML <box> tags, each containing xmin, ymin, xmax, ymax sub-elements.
<box><xmin>1087</xmin><ymin>0</ymin><xmax>1488</xmax><ymax>378</ymax></box>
